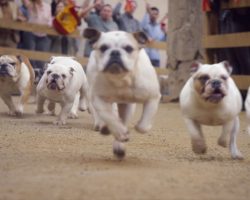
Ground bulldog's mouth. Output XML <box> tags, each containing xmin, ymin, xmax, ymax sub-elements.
<box><xmin>47</xmin><ymin>80</ymin><xmax>64</xmax><ymax>91</ymax></box>
<box><xmin>205</xmin><ymin>89</ymin><xmax>225</xmax><ymax>103</ymax></box>
<box><xmin>103</xmin><ymin>60</ymin><xmax>128</xmax><ymax>74</ymax></box>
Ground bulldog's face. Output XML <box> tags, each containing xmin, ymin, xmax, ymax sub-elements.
<box><xmin>192</xmin><ymin>61</ymin><xmax>232</xmax><ymax>104</ymax></box>
<box><xmin>0</xmin><ymin>55</ymin><xmax>20</xmax><ymax>79</ymax></box>
<box><xmin>45</xmin><ymin>62</ymin><xmax>74</xmax><ymax>91</ymax></box>
<box><xmin>83</xmin><ymin>28</ymin><xmax>149</xmax><ymax>75</ymax></box>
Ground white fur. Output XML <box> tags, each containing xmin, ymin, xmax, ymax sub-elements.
<box><xmin>245</xmin><ymin>87</ymin><xmax>250</xmax><ymax>135</ymax></box>
<box><xmin>36</xmin><ymin>56</ymin><xmax>88</xmax><ymax>125</ymax></box>
<box><xmin>180</xmin><ymin>62</ymin><xmax>243</xmax><ymax>159</ymax></box>
<box><xmin>86</xmin><ymin>30</ymin><xmax>161</xmax><ymax>158</ymax></box>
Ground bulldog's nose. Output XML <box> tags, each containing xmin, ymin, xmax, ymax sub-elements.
<box><xmin>211</xmin><ymin>80</ymin><xmax>221</xmax><ymax>89</ymax></box>
<box><xmin>52</xmin><ymin>73</ymin><xmax>60</xmax><ymax>79</ymax></box>
<box><xmin>110</xmin><ymin>50</ymin><xmax>121</xmax><ymax>57</ymax></box>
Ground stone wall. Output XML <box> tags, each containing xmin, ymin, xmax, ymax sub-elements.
<box><xmin>167</xmin><ymin>0</ymin><xmax>203</xmax><ymax>101</ymax></box>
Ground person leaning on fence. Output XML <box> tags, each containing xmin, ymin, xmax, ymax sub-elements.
<box><xmin>79</xmin><ymin>1</ymin><xmax>119</xmax><ymax>57</ymax></box>
<box><xmin>141</xmin><ymin>3</ymin><xmax>166</xmax><ymax>67</ymax></box>
<box><xmin>21</xmin><ymin>0</ymin><xmax>52</xmax><ymax>75</ymax></box>
<box><xmin>0</xmin><ymin>0</ymin><xmax>20</xmax><ymax>48</ymax></box>
<box><xmin>112</xmin><ymin>0</ymin><xmax>141</xmax><ymax>32</ymax></box>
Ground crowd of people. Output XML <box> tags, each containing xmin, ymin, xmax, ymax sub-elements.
<box><xmin>0</xmin><ymin>0</ymin><xmax>168</xmax><ymax>73</ymax></box>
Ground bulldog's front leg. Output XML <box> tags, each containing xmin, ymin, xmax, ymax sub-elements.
<box><xmin>93</xmin><ymin>96</ymin><xmax>129</xmax><ymax>142</ymax></box>
<box><xmin>36</xmin><ymin>94</ymin><xmax>46</xmax><ymax>114</ymax></box>
<box><xmin>1</xmin><ymin>94</ymin><xmax>18</xmax><ymax>116</ymax></box>
<box><xmin>229</xmin><ymin>117</ymin><xmax>243</xmax><ymax>160</ymax></box>
<box><xmin>184</xmin><ymin>118</ymin><xmax>207</xmax><ymax>154</ymax></box>
<box><xmin>54</xmin><ymin>101</ymin><xmax>74</xmax><ymax>125</ymax></box>
<box><xmin>135</xmin><ymin>97</ymin><xmax>160</xmax><ymax>133</ymax></box>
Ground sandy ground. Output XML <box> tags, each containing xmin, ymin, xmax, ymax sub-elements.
<box><xmin>0</xmin><ymin>98</ymin><xmax>250</xmax><ymax>200</ymax></box>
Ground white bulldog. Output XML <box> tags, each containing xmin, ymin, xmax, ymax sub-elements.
<box><xmin>180</xmin><ymin>61</ymin><xmax>243</xmax><ymax>159</ymax></box>
<box><xmin>36</xmin><ymin>56</ymin><xmax>88</xmax><ymax>125</ymax></box>
<box><xmin>0</xmin><ymin>55</ymin><xmax>34</xmax><ymax>116</ymax></box>
<box><xmin>83</xmin><ymin>28</ymin><xmax>161</xmax><ymax>159</ymax></box>
<box><xmin>245</xmin><ymin>87</ymin><xmax>250</xmax><ymax>135</ymax></box>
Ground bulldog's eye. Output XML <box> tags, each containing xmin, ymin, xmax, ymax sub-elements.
<box><xmin>62</xmin><ymin>74</ymin><xmax>66</xmax><ymax>79</ymax></box>
<box><xmin>199</xmin><ymin>75</ymin><xmax>210</xmax><ymax>83</ymax></box>
<box><xmin>47</xmin><ymin>70</ymin><xmax>52</xmax><ymax>75</ymax></box>
<box><xmin>9</xmin><ymin>62</ymin><xmax>16</xmax><ymax>65</ymax></box>
<box><xmin>221</xmin><ymin>75</ymin><xmax>228</xmax><ymax>81</ymax></box>
<box><xmin>100</xmin><ymin>44</ymin><xmax>109</xmax><ymax>53</ymax></box>
<box><xmin>124</xmin><ymin>45</ymin><xmax>134</xmax><ymax>53</ymax></box>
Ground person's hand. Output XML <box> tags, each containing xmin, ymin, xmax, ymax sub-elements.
<box><xmin>94</xmin><ymin>0</ymin><xmax>102</xmax><ymax>7</ymax></box>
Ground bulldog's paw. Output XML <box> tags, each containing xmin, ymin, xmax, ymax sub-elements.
<box><xmin>218</xmin><ymin>137</ymin><xmax>227</xmax><ymax>148</ymax></box>
<box><xmin>53</xmin><ymin>119</ymin><xmax>66</xmax><ymax>125</ymax></box>
<box><xmin>135</xmin><ymin>123</ymin><xmax>152</xmax><ymax>133</ymax></box>
<box><xmin>231</xmin><ymin>150</ymin><xmax>244</xmax><ymax>160</ymax></box>
<box><xmin>68</xmin><ymin>112</ymin><xmax>78</xmax><ymax>119</ymax></box>
<box><xmin>115</xmin><ymin>130</ymin><xmax>129</xmax><ymax>142</ymax></box>
<box><xmin>191</xmin><ymin>138</ymin><xmax>207</xmax><ymax>154</ymax></box>
<box><xmin>113</xmin><ymin>140</ymin><xmax>126</xmax><ymax>160</ymax></box>
<box><xmin>100</xmin><ymin>126</ymin><xmax>111</xmax><ymax>135</ymax></box>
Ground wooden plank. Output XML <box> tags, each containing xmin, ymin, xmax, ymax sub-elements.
<box><xmin>232</xmin><ymin>75</ymin><xmax>250</xmax><ymax>90</ymax></box>
<box><xmin>0</xmin><ymin>19</ymin><xmax>81</xmax><ymax>38</ymax></box>
<box><xmin>203</xmin><ymin>32</ymin><xmax>250</xmax><ymax>48</ymax></box>
<box><xmin>0</xmin><ymin>47</ymin><xmax>88</xmax><ymax>65</ymax></box>
<box><xmin>221</xmin><ymin>0</ymin><xmax>250</xmax><ymax>9</ymax></box>
<box><xmin>147</xmin><ymin>41</ymin><xmax>167</xmax><ymax>50</ymax></box>
<box><xmin>0</xmin><ymin>19</ymin><xmax>167</xmax><ymax>50</ymax></box>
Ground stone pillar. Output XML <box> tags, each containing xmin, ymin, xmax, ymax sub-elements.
<box><xmin>166</xmin><ymin>0</ymin><xmax>203</xmax><ymax>101</ymax></box>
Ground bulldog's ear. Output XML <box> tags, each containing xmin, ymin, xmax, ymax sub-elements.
<box><xmin>133</xmin><ymin>31</ymin><xmax>149</xmax><ymax>45</ymax></box>
<box><xmin>190</xmin><ymin>61</ymin><xmax>202</xmax><ymax>74</ymax></box>
<box><xmin>70</xmin><ymin>67</ymin><xmax>75</xmax><ymax>76</ymax></box>
<box><xmin>83</xmin><ymin>28</ymin><xmax>101</xmax><ymax>44</ymax></box>
<box><xmin>221</xmin><ymin>60</ymin><xmax>233</xmax><ymax>75</ymax></box>
<box><xmin>16</xmin><ymin>55</ymin><xmax>22</xmax><ymax>63</ymax></box>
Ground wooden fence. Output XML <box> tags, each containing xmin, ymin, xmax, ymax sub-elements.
<box><xmin>203</xmin><ymin>0</ymin><xmax>250</xmax><ymax>90</ymax></box>
<box><xmin>0</xmin><ymin>19</ymin><xmax>167</xmax><ymax>66</ymax></box>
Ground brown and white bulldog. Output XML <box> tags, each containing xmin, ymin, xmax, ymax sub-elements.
<box><xmin>180</xmin><ymin>61</ymin><xmax>243</xmax><ymax>160</ymax></box>
<box><xmin>0</xmin><ymin>55</ymin><xmax>34</xmax><ymax>116</ymax></box>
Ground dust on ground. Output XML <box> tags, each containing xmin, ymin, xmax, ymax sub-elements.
<box><xmin>0</xmin><ymin>99</ymin><xmax>250</xmax><ymax>200</ymax></box>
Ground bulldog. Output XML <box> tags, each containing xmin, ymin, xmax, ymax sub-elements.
<box><xmin>245</xmin><ymin>86</ymin><xmax>250</xmax><ymax>135</ymax></box>
<box><xmin>36</xmin><ymin>56</ymin><xmax>88</xmax><ymax>125</ymax></box>
<box><xmin>0</xmin><ymin>55</ymin><xmax>34</xmax><ymax>116</ymax></box>
<box><xmin>83</xmin><ymin>28</ymin><xmax>161</xmax><ymax>159</ymax></box>
<box><xmin>180</xmin><ymin>61</ymin><xmax>243</xmax><ymax>159</ymax></box>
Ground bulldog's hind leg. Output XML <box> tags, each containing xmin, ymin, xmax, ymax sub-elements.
<box><xmin>78</xmin><ymin>83</ymin><xmax>88</xmax><ymax>111</ymax></box>
<box><xmin>93</xmin><ymin>96</ymin><xmax>129</xmax><ymax>142</ymax></box>
<box><xmin>184</xmin><ymin>118</ymin><xmax>207</xmax><ymax>154</ymax></box>
<box><xmin>135</xmin><ymin>97</ymin><xmax>160</xmax><ymax>133</ymax></box>
<box><xmin>218</xmin><ymin>120</ymin><xmax>234</xmax><ymax>148</ymax></box>
<box><xmin>47</xmin><ymin>101</ymin><xmax>56</xmax><ymax>116</ymax></box>
<box><xmin>229</xmin><ymin>117</ymin><xmax>243</xmax><ymax>159</ymax></box>
<box><xmin>118</xmin><ymin>103</ymin><xmax>136</xmax><ymax>125</ymax></box>
<box><xmin>55</xmin><ymin>101</ymin><xmax>74</xmax><ymax>125</ymax></box>
<box><xmin>17</xmin><ymin>83</ymin><xmax>32</xmax><ymax>115</ymax></box>
<box><xmin>36</xmin><ymin>94</ymin><xmax>46</xmax><ymax>114</ymax></box>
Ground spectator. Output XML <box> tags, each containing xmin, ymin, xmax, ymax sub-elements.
<box><xmin>16</xmin><ymin>0</ymin><xmax>29</xmax><ymax>49</ymax></box>
<box><xmin>21</xmin><ymin>0</ymin><xmax>52</xmax><ymax>73</ymax></box>
<box><xmin>141</xmin><ymin>4</ymin><xmax>166</xmax><ymax>67</ymax></box>
<box><xmin>0</xmin><ymin>0</ymin><xmax>19</xmax><ymax>47</ymax></box>
<box><xmin>113</xmin><ymin>0</ymin><xmax>141</xmax><ymax>32</ymax></box>
<box><xmin>80</xmin><ymin>1</ymin><xmax>118</xmax><ymax>57</ymax></box>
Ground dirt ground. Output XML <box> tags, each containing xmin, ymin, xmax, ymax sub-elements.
<box><xmin>0</xmin><ymin>98</ymin><xmax>250</xmax><ymax>200</ymax></box>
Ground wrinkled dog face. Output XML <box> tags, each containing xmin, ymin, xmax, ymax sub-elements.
<box><xmin>0</xmin><ymin>55</ymin><xmax>20</xmax><ymax>78</ymax></box>
<box><xmin>45</xmin><ymin>64</ymin><xmax>74</xmax><ymax>91</ymax></box>
<box><xmin>192</xmin><ymin>61</ymin><xmax>232</xmax><ymax>103</ymax></box>
<box><xmin>84</xmin><ymin>28</ymin><xmax>148</xmax><ymax>74</ymax></box>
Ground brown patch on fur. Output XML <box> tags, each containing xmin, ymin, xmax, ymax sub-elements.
<box><xmin>193</xmin><ymin>75</ymin><xmax>205</xmax><ymax>95</ymax></box>
<box><xmin>19</xmin><ymin>55</ymin><xmax>35</xmax><ymax>104</ymax></box>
